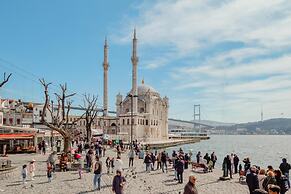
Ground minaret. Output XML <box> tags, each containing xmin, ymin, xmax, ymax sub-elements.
<box><xmin>131</xmin><ymin>29</ymin><xmax>138</xmax><ymax>113</ymax></box>
<box><xmin>103</xmin><ymin>37</ymin><xmax>109</xmax><ymax>116</ymax></box>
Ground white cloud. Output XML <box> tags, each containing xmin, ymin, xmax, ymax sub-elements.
<box><xmin>117</xmin><ymin>0</ymin><xmax>291</xmax><ymax>122</ymax></box>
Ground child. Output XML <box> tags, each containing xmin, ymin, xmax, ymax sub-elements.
<box><xmin>29</xmin><ymin>159</ymin><xmax>36</xmax><ymax>180</ymax></box>
<box><xmin>47</xmin><ymin>163</ymin><xmax>53</xmax><ymax>182</ymax></box>
<box><xmin>21</xmin><ymin>164</ymin><xmax>28</xmax><ymax>185</ymax></box>
<box><xmin>110</xmin><ymin>157</ymin><xmax>115</xmax><ymax>173</ymax></box>
<box><xmin>106</xmin><ymin>157</ymin><xmax>111</xmax><ymax>174</ymax></box>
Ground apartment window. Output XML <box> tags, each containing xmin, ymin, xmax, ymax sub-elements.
<box><xmin>17</xmin><ymin>119</ymin><xmax>21</xmax><ymax>125</ymax></box>
<box><xmin>146</xmin><ymin>120</ymin><xmax>148</xmax><ymax>126</ymax></box>
<box><xmin>122</xmin><ymin>119</ymin><xmax>125</xmax><ymax>125</ymax></box>
<box><xmin>3</xmin><ymin>118</ymin><xmax>6</xmax><ymax>125</ymax></box>
<box><xmin>127</xmin><ymin>119</ymin><xmax>130</xmax><ymax>125</ymax></box>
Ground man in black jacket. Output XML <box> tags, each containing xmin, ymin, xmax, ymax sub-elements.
<box><xmin>234</xmin><ymin>154</ymin><xmax>240</xmax><ymax>174</ymax></box>
<box><xmin>176</xmin><ymin>156</ymin><xmax>184</xmax><ymax>184</ymax></box>
<box><xmin>279</xmin><ymin>158</ymin><xmax>291</xmax><ymax>188</ymax></box>
<box><xmin>246</xmin><ymin>166</ymin><xmax>259</xmax><ymax>194</ymax></box>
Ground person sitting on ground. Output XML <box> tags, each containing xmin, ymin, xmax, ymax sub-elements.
<box><xmin>263</xmin><ymin>171</ymin><xmax>277</xmax><ymax>192</ymax></box>
<box><xmin>246</xmin><ymin>166</ymin><xmax>259</xmax><ymax>194</ymax></box>
<box><xmin>268</xmin><ymin>184</ymin><xmax>281</xmax><ymax>194</ymax></box>
<box><xmin>183</xmin><ymin>175</ymin><xmax>198</xmax><ymax>194</ymax></box>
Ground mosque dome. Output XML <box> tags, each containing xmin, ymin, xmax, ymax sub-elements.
<box><xmin>138</xmin><ymin>84</ymin><xmax>158</xmax><ymax>96</ymax></box>
<box><xmin>137</xmin><ymin>79</ymin><xmax>159</xmax><ymax>96</ymax></box>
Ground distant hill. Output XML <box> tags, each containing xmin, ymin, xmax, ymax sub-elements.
<box><xmin>168</xmin><ymin>119</ymin><xmax>235</xmax><ymax>129</ymax></box>
<box><xmin>198</xmin><ymin>120</ymin><xmax>235</xmax><ymax>127</ymax></box>
<box><xmin>217</xmin><ymin>118</ymin><xmax>291</xmax><ymax>134</ymax></box>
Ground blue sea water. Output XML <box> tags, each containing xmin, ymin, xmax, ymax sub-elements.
<box><xmin>167</xmin><ymin>135</ymin><xmax>291</xmax><ymax>169</ymax></box>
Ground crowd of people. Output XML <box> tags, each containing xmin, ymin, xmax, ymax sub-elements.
<box><xmin>245</xmin><ymin>158</ymin><xmax>291</xmax><ymax>194</ymax></box>
<box><xmin>19</xmin><ymin>139</ymin><xmax>291</xmax><ymax>194</ymax></box>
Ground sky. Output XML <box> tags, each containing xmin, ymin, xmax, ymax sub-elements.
<box><xmin>0</xmin><ymin>0</ymin><xmax>291</xmax><ymax>123</ymax></box>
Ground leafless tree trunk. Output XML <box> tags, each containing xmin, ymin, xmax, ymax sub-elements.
<box><xmin>39</xmin><ymin>78</ymin><xmax>84</xmax><ymax>152</ymax></box>
<box><xmin>80</xmin><ymin>94</ymin><xmax>99</xmax><ymax>143</ymax></box>
<box><xmin>0</xmin><ymin>73</ymin><xmax>12</xmax><ymax>88</ymax></box>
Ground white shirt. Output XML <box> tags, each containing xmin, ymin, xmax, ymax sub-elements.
<box><xmin>114</xmin><ymin>159</ymin><xmax>124</xmax><ymax>172</ymax></box>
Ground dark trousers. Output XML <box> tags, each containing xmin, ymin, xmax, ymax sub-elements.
<box><xmin>213</xmin><ymin>161</ymin><xmax>216</xmax><ymax>169</ymax></box>
<box><xmin>184</xmin><ymin>162</ymin><xmax>188</xmax><ymax>169</ymax></box>
<box><xmin>177</xmin><ymin>172</ymin><xmax>183</xmax><ymax>183</ymax></box>
<box><xmin>157</xmin><ymin>162</ymin><xmax>161</xmax><ymax>169</ymax></box>
<box><xmin>162</xmin><ymin>162</ymin><xmax>167</xmax><ymax>173</ymax></box>
<box><xmin>129</xmin><ymin>158</ymin><xmax>134</xmax><ymax>167</ymax></box>
<box><xmin>234</xmin><ymin>164</ymin><xmax>238</xmax><ymax>174</ymax></box>
<box><xmin>228</xmin><ymin>167</ymin><xmax>232</xmax><ymax>178</ymax></box>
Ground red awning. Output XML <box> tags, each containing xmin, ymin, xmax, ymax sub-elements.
<box><xmin>0</xmin><ymin>133</ymin><xmax>35</xmax><ymax>140</ymax></box>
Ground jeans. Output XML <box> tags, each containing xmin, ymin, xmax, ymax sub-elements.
<box><xmin>284</xmin><ymin>172</ymin><xmax>290</xmax><ymax>188</ymax></box>
<box><xmin>93</xmin><ymin>173</ymin><xmax>101</xmax><ymax>190</ymax></box>
<box><xmin>162</xmin><ymin>162</ymin><xmax>167</xmax><ymax>173</ymax></box>
<box><xmin>174</xmin><ymin>170</ymin><xmax>178</xmax><ymax>179</ymax></box>
<box><xmin>146</xmin><ymin>163</ymin><xmax>151</xmax><ymax>172</ymax></box>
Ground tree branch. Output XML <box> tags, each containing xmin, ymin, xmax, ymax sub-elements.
<box><xmin>0</xmin><ymin>73</ymin><xmax>12</xmax><ymax>88</ymax></box>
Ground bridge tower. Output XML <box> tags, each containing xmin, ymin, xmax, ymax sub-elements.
<box><xmin>193</xmin><ymin>104</ymin><xmax>201</xmax><ymax>132</ymax></box>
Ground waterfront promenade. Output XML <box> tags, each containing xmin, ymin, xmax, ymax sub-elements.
<box><xmin>0</xmin><ymin>148</ymin><xmax>289</xmax><ymax>194</ymax></box>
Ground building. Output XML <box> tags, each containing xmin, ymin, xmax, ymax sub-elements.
<box><xmin>101</xmin><ymin>29</ymin><xmax>169</xmax><ymax>142</ymax></box>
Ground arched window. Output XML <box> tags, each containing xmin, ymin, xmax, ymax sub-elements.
<box><xmin>140</xmin><ymin>108</ymin><xmax>144</xmax><ymax>113</ymax></box>
<box><xmin>127</xmin><ymin>119</ymin><xmax>130</xmax><ymax>125</ymax></box>
<box><xmin>146</xmin><ymin>120</ymin><xmax>148</xmax><ymax>126</ymax></box>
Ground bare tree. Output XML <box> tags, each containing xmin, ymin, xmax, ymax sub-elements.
<box><xmin>0</xmin><ymin>73</ymin><xmax>12</xmax><ymax>88</ymax></box>
<box><xmin>39</xmin><ymin>78</ymin><xmax>84</xmax><ymax>152</ymax></box>
<box><xmin>80</xmin><ymin>94</ymin><xmax>99</xmax><ymax>143</ymax></box>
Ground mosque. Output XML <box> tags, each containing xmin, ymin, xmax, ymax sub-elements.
<box><xmin>101</xmin><ymin>29</ymin><xmax>169</xmax><ymax>142</ymax></box>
